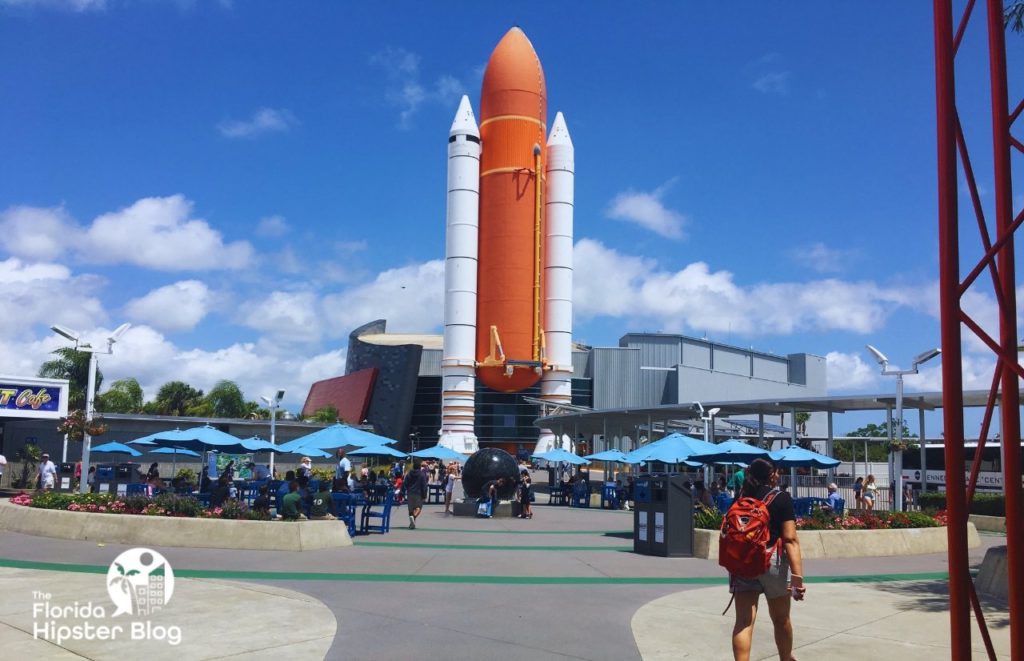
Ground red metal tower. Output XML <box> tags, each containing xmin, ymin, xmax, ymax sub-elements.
<box><xmin>934</xmin><ymin>0</ymin><xmax>1022</xmax><ymax>658</ymax></box>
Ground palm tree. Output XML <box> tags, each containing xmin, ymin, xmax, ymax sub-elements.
<box><xmin>203</xmin><ymin>380</ymin><xmax>247</xmax><ymax>418</ymax></box>
<box><xmin>97</xmin><ymin>378</ymin><xmax>144</xmax><ymax>413</ymax></box>
<box><xmin>37</xmin><ymin>348</ymin><xmax>102</xmax><ymax>410</ymax></box>
<box><xmin>148</xmin><ymin>381</ymin><xmax>204</xmax><ymax>416</ymax></box>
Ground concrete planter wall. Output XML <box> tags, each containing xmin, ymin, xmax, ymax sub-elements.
<box><xmin>968</xmin><ymin>514</ymin><xmax>1006</xmax><ymax>533</ymax></box>
<box><xmin>694</xmin><ymin>522</ymin><xmax>980</xmax><ymax>560</ymax></box>
<box><xmin>0</xmin><ymin>499</ymin><xmax>352</xmax><ymax>551</ymax></box>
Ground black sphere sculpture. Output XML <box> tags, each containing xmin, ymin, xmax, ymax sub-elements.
<box><xmin>462</xmin><ymin>448</ymin><xmax>519</xmax><ymax>499</ymax></box>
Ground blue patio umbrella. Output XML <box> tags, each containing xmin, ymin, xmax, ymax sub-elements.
<box><xmin>532</xmin><ymin>449</ymin><xmax>590</xmax><ymax>465</ymax></box>
<box><xmin>347</xmin><ymin>444</ymin><xmax>409</xmax><ymax>459</ymax></box>
<box><xmin>583</xmin><ymin>449</ymin><xmax>629</xmax><ymax>462</ymax></box>
<box><xmin>128</xmin><ymin>425</ymin><xmax>244</xmax><ymax>453</ymax></box>
<box><xmin>622</xmin><ymin>433</ymin><xmax>715</xmax><ymax>465</ymax></box>
<box><xmin>149</xmin><ymin>447</ymin><xmax>201</xmax><ymax>458</ymax></box>
<box><xmin>91</xmin><ymin>441</ymin><xmax>142</xmax><ymax>457</ymax></box>
<box><xmin>769</xmin><ymin>445</ymin><xmax>841</xmax><ymax>469</ymax></box>
<box><xmin>281</xmin><ymin>447</ymin><xmax>334</xmax><ymax>459</ymax></box>
<box><xmin>688</xmin><ymin>439</ymin><xmax>772</xmax><ymax>465</ymax></box>
<box><xmin>409</xmin><ymin>445</ymin><xmax>467</xmax><ymax>462</ymax></box>
<box><xmin>234</xmin><ymin>436</ymin><xmax>279</xmax><ymax>453</ymax></box>
<box><xmin>276</xmin><ymin>423</ymin><xmax>395</xmax><ymax>453</ymax></box>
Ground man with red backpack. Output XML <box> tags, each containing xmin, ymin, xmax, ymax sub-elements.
<box><xmin>719</xmin><ymin>458</ymin><xmax>805</xmax><ymax>661</ymax></box>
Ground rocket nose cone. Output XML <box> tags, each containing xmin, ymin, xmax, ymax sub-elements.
<box><xmin>480</xmin><ymin>28</ymin><xmax>546</xmax><ymax>120</ymax></box>
<box><xmin>547</xmin><ymin>111</ymin><xmax>572</xmax><ymax>147</ymax></box>
<box><xmin>449</xmin><ymin>95</ymin><xmax>479</xmax><ymax>136</ymax></box>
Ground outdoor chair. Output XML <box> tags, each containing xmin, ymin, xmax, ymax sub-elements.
<box><xmin>125</xmin><ymin>483</ymin><xmax>149</xmax><ymax>497</ymax></box>
<box><xmin>427</xmin><ymin>483</ymin><xmax>445</xmax><ymax>504</ymax></box>
<box><xmin>548</xmin><ymin>485</ymin><xmax>566</xmax><ymax>506</ymax></box>
<box><xmin>600</xmin><ymin>483</ymin><xmax>619</xmax><ymax>510</ymax></box>
<box><xmin>332</xmin><ymin>493</ymin><xmax>360</xmax><ymax>537</ymax></box>
<box><xmin>571</xmin><ymin>481</ymin><xmax>591</xmax><ymax>508</ymax></box>
<box><xmin>361</xmin><ymin>491</ymin><xmax>395</xmax><ymax>534</ymax></box>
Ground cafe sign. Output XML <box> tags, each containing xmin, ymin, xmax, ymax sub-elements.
<box><xmin>0</xmin><ymin>377</ymin><xmax>69</xmax><ymax>420</ymax></box>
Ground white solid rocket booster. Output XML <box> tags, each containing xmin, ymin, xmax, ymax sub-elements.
<box><xmin>438</xmin><ymin>96</ymin><xmax>481</xmax><ymax>454</ymax></box>
<box><xmin>535</xmin><ymin>112</ymin><xmax>575</xmax><ymax>455</ymax></box>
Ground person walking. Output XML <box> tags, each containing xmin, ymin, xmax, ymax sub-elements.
<box><xmin>853</xmin><ymin>476</ymin><xmax>864</xmax><ymax>509</ymax></box>
<box><xmin>404</xmin><ymin>459</ymin><xmax>428</xmax><ymax>529</ymax></box>
<box><xmin>728</xmin><ymin>458</ymin><xmax>805</xmax><ymax>661</ymax></box>
<box><xmin>862</xmin><ymin>474</ymin><xmax>877</xmax><ymax>511</ymax></box>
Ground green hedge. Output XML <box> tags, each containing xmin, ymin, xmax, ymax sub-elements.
<box><xmin>918</xmin><ymin>491</ymin><xmax>1005</xmax><ymax>517</ymax></box>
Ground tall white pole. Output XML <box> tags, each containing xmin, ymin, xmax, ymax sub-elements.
<box><xmin>269</xmin><ymin>403</ymin><xmax>277</xmax><ymax>478</ymax></box>
<box><xmin>894</xmin><ymin>373</ymin><xmax>904</xmax><ymax>512</ymax></box>
<box><xmin>80</xmin><ymin>351</ymin><xmax>98</xmax><ymax>494</ymax></box>
<box><xmin>439</xmin><ymin>95</ymin><xmax>480</xmax><ymax>454</ymax></box>
<box><xmin>536</xmin><ymin>112</ymin><xmax>575</xmax><ymax>456</ymax></box>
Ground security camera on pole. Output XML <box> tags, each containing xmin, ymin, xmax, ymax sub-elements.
<box><xmin>865</xmin><ymin>345</ymin><xmax>941</xmax><ymax>511</ymax></box>
<box><xmin>50</xmin><ymin>323</ymin><xmax>131</xmax><ymax>494</ymax></box>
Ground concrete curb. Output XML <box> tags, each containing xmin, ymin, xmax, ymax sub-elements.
<box><xmin>693</xmin><ymin>523</ymin><xmax>980</xmax><ymax>559</ymax></box>
<box><xmin>976</xmin><ymin>545</ymin><xmax>1008</xmax><ymax>599</ymax></box>
<box><xmin>0</xmin><ymin>498</ymin><xmax>352</xmax><ymax>551</ymax></box>
<box><xmin>969</xmin><ymin>513</ymin><xmax>1006</xmax><ymax>533</ymax></box>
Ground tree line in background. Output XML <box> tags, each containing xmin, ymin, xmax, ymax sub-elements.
<box><xmin>37</xmin><ymin>347</ymin><xmax>340</xmax><ymax>423</ymax></box>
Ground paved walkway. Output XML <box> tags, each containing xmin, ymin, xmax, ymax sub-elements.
<box><xmin>0</xmin><ymin>499</ymin><xmax>1010</xmax><ymax>660</ymax></box>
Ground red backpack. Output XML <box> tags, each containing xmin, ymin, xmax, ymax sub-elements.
<box><xmin>718</xmin><ymin>488</ymin><xmax>781</xmax><ymax>579</ymax></box>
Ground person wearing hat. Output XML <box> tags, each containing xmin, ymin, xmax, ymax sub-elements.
<box><xmin>825</xmin><ymin>482</ymin><xmax>843</xmax><ymax>512</ymax></box>
<box><xmin>37</xmin><ymin>453</ymin><xmax>57</xmax><ymax>491</ymax></box>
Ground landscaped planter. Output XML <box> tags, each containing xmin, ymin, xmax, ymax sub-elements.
<box><xmin>693</xmin><ymin>523</ymin><xmax>980</xmax><ymax>560</ymax></box>
<box><xmin>968</xmin><ymin>514</ymin><xmax>1006</xmax><ymax>533</ymax></box>
<box><xmin>0</xmin><ymin>499</ymin><xmax>352</xmax><ymax>551</ymax></box>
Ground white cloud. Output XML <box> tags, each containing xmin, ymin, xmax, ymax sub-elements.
<box><xmin>217</xmin><ymin>107</ymin><xmax>297</xmax><ymax>139</ymax></box>
<box><xmin>825</xmin><ymin>351</ymin><xmax>877</xmax><ymax>390</ymax></box>
<box><xmin>790</xmin><ymin>242</ymin><xmax>857</xmax><ymax>274</ymax></box>
<box><xmin>606</xmin><ymin>180</ymin><xmax>688</xmax><ymax>239</ymax></box>
<box><xmin>82</xmin><ymin>195</ymin><xmax>253</xmax><ymax>270</ymax></box>
<box><xmin>0</xmin><ymin>257</ymin><xmax>106</xmax><ymax>335</ymax></box>
<box><xmin>321</xmin><ymin>260</ymin><xmax>444</xmax><ymax>334</ymax></box>
<box><xmin>255</xmin><ymin>215</ymin><xmax>290</xmax><ymax>238</ymax></box>
<box><xmin>0</xmin><ymin>205</ymin><xmax>79</xmax><ymax>261</ymax></box>
<box><xmin>753</xmin><ymin>71</ymin><xmax>791</xmax><ymax>94</ymax></box>
<box><xmin>370</xmin><ymin>47</ymin><xmax>465</xmax><ymax>129</ymax></box>
<box><xmin>124</xmin><ymin>280</ymin><xmax>211</xmax><ymax>332</ymax></box>
<box><xmin>240</xmin><ymin>290</ymin><xmax>322</xmax><ymax>343</ymax></box>
<box><xmin>573</xmin><ymin>238</ymin><xmax>913</xmax><ymax>336</ymax></box>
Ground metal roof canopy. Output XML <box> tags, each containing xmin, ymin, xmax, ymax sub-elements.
<box><xmin>534</xmin><ymin>389</ymin><xmax>1001</xmax><ymax>436</ymax></box>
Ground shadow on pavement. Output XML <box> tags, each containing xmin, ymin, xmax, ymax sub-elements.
<box><xmin>874</xmin><ymin>579</ymin><xmax>1010</xmax><ymax>627</ymax></box>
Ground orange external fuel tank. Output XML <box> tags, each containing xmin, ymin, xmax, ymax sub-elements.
<box><xmin>475</xmin><ymin>28</ymin><xmax>548</xmax><ymax>393</ymax></box>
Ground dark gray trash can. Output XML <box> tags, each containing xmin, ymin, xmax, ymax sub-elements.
<box><xmin>633</xmin><ymin>474</ymin><xmax>694</xmax><ymax>557</ymax></box>
<box><xmin>54</xmin><ymin>462</ymin><xmax>76</xmax><ymax>492</ymax></box>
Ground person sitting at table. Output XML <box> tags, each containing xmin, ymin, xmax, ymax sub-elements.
<box><xmin>199</xmin><ymin>465</ymin><xmax>211</xmax><ymax>493</ymax></box>
<box><xmin>310</xmin><ymin>483</ymin><xmax>336</xmax><ymax>520</ymax></box>
<box><xmin>825</xmin><ymin>483</ymin><xmax>843</xmax><ymax>512</ymax></box>
<box><xmin>223</xmin><ymin>460</ymin><xmax>236</xmax><ymax>481</ymax></box>
<box><xmin>210</xmin><ymin>475</ymin><xmax>232</xmax><ymax>508</ymax></box>
<box><xmin>252</xmin><ymin>484</ymin><xmax>272</xmax><ymax>518</ymax></box>
<box><xmin>250</xmin><ymin>462</ymin><xmax>270</xmax><ymax>482</ymax></box>
<box><xmin>278</xmin><ymin>481</ymin><xmax>306</xmax><ymax>520</ymax></box>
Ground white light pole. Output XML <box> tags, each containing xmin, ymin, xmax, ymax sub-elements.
<box><xmin>260</xmin><ymin>389</ymin><xmax>285</xmax><ymax>478</ymax></box>
<box><xmin>51</xmin><ymin>323</ymin><xmax>131</xmax><ymax>494</ymax></box>
<box><xmin>693</xmin><ymin>402</ymin><xmax>721</xmax><ymax>485</ymax></box>
<box><xmin>865</xmin><ymin>345</ymin><xmax>941</xmax><ymax>511</ymax></box>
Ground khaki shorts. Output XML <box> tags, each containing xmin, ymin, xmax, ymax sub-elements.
<box><xmin>730</xmin><ymin>551</ymin><xmax>790</xmax><ymax>599</ymax></box>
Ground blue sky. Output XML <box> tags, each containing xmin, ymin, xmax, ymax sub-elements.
<box><xmin>1</xmin><ymin>1</ymin><xmax>1020</xmax><ymax>434</ymax></box>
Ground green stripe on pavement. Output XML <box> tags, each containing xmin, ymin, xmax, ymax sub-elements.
<box><xmin>0</xmin><ymin>557</ymin><xmax>949</xmax><ymax>586</ymax></box>
<box><xmin>415</xmin><ymin>528</ymin><xmax>633</xmax><ymax>535</ymax></box>
<box><xmin>352</xmin><ymin>540</ymin><xmax>631</xmax><ymax>551</ymax></box>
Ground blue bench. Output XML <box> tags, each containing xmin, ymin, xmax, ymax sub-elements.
<box><xmin>570</xmin><ymin>482</ymin><xmax>591</xmax><ymax>508</ymax></box>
